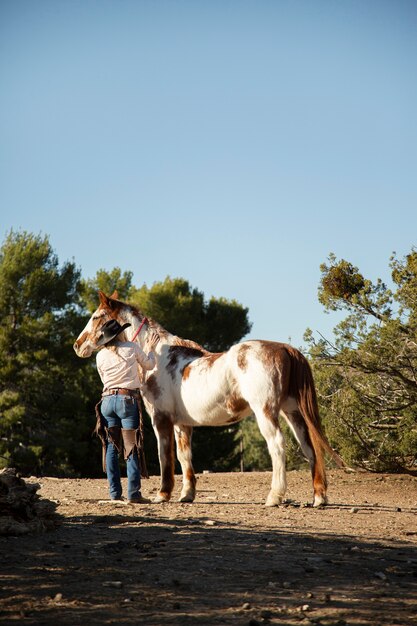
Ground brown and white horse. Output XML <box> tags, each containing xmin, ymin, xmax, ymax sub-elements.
<box><xmin>74</xmin><ymin>291</ymin><xmax>343</xmax><ymax>506</ymax></box>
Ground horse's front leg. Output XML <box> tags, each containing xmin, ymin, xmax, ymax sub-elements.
<box><xmin>174</xmin><ymin>424</ymin><xmax>196</xmax><ymax>503</ymax></box>
<box><xmin>153</xmin><ymin>411</ymin><xmax>175</xmax><ymax>503</ymax></box>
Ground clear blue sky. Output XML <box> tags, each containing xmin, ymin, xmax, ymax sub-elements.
<box><xmin>1</xmin><ymin>0</ymin><xmax>416</xmax><ymax>348</ymax></box>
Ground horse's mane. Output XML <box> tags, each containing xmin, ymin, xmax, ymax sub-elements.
<box><xmin>171</xmin><ymin>335</ymin><xmax>210</xmax><ymax>354</ymax></box>
<box><xmin>122</xmin><ymin>299</ymin><xmax>210</xmax><ymax>355</ymax></box>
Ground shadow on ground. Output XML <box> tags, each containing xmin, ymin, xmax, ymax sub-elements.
<box><xmin>1</xmin><ymin>509</ymin><xmax>416</xmax><ymax>625</ymax></box>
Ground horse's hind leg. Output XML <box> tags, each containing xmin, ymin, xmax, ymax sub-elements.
<box><xmin>174</xmin><ymin>424</ymin><xmax>196</xmax><ymax>503</ymax></box>
<box><xmin>254</xmin><ymin>406</ymin><xmax>287</xmax><ymax>506</ymax></box>
<box><xmin>153</xmin><ymin>412</ymin><xmax>175</xmax><ymax>503</ymax></box>
<box><xmin>281</xmin><ymin>405</ymin><xmax>327</xmax><ymax>507</ymax></box>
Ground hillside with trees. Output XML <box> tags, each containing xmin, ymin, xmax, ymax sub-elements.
<box><xmin>0</xmin><ymin>230</ymin><xmax>416</xmax><ymax>477</ymax></box>
<box><xmin>0</xmin><ymin>230</ymin><xmax>251</xmax><ymax>476</ymax></box>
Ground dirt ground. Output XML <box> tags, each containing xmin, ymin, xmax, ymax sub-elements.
<box><xmin>1</xmin><ymin>469</ymin><xmax>416</xmax><ymax>626</ymax></box>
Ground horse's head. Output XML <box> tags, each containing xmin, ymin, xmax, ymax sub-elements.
<box><xmin>73</xmin><ymin>290</ymin><xmax>127</xmax><ymax>358</ymax></box>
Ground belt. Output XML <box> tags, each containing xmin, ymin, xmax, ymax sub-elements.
<box><xmin>103</xmin><ymin>388</ymin><xmax>139</xmax><ymax>397</ymax></box>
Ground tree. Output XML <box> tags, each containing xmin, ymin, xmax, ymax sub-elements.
<box><xmin>0</xmin><ymin>230</ymin><xmax>101</xmax><ymax>476</ymax></box>
<box><xmin>129</xmin><ymin>277</ymin><xmax>252</xmax><ymax>352</ymax></box>
<box><xmin>81</xmin><ymin>267</ymin><xmax>133</xmax><ymax>312</ymax></box>
<box><xmin>305</xmin><ymin>251</ymin><xmax>417</xmax><ymax>472</ymax></box>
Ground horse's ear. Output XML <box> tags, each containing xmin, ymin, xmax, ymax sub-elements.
<box><xmin>98</xmin><ymin>290</ymin><xmax>114</xmax><ymax>309</ymax></box>
<box><xmin>98</xmin><ymin>290</ymin><xmax>119</xmax><ymax>311</ymax></box>
<box><xmin>110</xmin><ymin>290</ymin><xmax>119</xmax><ymax>300</ymax></box>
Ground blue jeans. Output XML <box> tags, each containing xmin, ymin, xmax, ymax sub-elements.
<box><xmin>101</xmin><ymin>394</ymin><xmax>141</xmax><ymax>500</ymax></box>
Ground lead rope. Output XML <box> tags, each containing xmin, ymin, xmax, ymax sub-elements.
<box><xmin>131</xmin><ymin>316</ymin><xmax>148</xmax><ymax>342</ymax></box>
<box><xmin>137</xmin><ymin>398</ymin><xmax>149</xmax><ymax>479</ymax></box>
<box><xmin>131</xmin><ymin>316</ymin><xmax>150</xmax><ymax>478</ymax></box>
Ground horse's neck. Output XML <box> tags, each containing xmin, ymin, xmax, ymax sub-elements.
<box><xmin>125</xmin><ymin>308</ymin><xmax>207</xmax><ymax>353</ymax></box>
<box><xmin>124</xmin><ymin>309</ymin><xmax>173</xmax><ymax>344</ymax></box>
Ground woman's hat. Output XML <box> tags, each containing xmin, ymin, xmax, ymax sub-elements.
<box><xmin>96</xmin><ymin>319</ymin><xmax>131</xmax><ymax>347</ymax></box>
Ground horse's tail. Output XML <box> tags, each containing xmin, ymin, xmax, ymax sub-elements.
<box><xmin>287</xmin><ymin>347</ymin><xmax>345</xmax><ymax>470</ymax></box>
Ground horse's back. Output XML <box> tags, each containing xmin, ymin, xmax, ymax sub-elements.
<box><xmin>228</xmin><ymin>339</ymin><xmax>295</xmax><ymax>377</ymax></box>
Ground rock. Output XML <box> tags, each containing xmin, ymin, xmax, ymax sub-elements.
<box><xmin>0</xmin><ymin>468</ymin><xmax>59</xmax><ymax>536</ymax></box>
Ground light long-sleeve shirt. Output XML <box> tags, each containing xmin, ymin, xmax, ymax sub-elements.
<box><xmin>96</xmin><ymin>341</ymin><xmax>156</xmax><ymax>392</ymax></box>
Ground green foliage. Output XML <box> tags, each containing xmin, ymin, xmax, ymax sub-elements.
<box><xmin>306</xmin><ymin>250</ymin><xmax>417</xmax><ymax>473</ymax></box>
<box><xmin>240</xmin><ymin>419</ymin><xmax>270</xmax><ymax>471</ymax></box>
<box><xmin>391</xmin><ymin>249</ymin><xmax>417</xmax><ymax>328</ymax></box>
<box><xmin>129</xmin><ymin>277</ymin><xmax>252</xmax><ymax>352</ymax></box>
<box><xmin>5</xmin><ymin>231</ymin><xmax>415</xmax><ymax>478</ymax></box>
<box><xmin>319</xmin><ymin>255</ymin><xmax>366</xmax><ymax>309</ymax></box>
<box><xmin>192</xmin><ymin>425</ymin><xmax>241</xmax><ymax>473</ymax></box>
<box><xmin>130</xmin><ymin>277</ymin><xmax>206</xmax><ymax>344</ymax></box>
<box><xmin>81</xmin><ymin>267</ymin><xmax>133</xmax><ymax>312</ymax></box>
<box><xmin>0</xmin><ymin>234</ymin><xmax>249</xmax><ymax>476</ymax></box>
<box><xmin>0</xmin><ymin>230</ymin><xmax>102</xmax><ymax>476</ymax></box>
<box><xmin>240</xmin><ymin>418</ymin><xmax>309</xmax><ymax>473</ymax></box>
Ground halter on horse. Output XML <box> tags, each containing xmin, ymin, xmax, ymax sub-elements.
<box><xmin>74</xmin><ymin>290</ymin><xmax>344</xmax><ymax>506</ymax></box>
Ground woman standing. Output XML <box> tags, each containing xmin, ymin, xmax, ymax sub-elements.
<box><xmin>95</xmin><ymin>318</ymin><xmax>159</xmax><ymax>503</ymax></box>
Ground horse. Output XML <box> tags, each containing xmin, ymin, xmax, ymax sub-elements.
<box><xmin>73</xmin><ymin>290</ymin><xmax>344</xmax><ymax>507</ymax></box>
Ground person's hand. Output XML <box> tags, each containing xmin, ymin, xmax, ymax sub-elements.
<box><xmin>148</xmin><ymin>331</ymin><xmax>160</xmax><ymax>350</ymax></box>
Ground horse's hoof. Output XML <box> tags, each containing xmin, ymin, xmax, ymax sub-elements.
<box><xmin>179</xmin><ymin>495</ymin><xmax>194</xmax><ymax>503</ymax></box>
<box><xmin>154</xmin><ymin>494</ymin><xmax>170</xmax><ymax>504</ymax></box>
<box><xmin>265</xmin><ymin>493</ymin><xmax>284</xmax><ymax>507</ymax></box>
<box><xmin>313</xmin><ymin>494</ymin><xmax>328</xmax><ymax>507</ymax></box>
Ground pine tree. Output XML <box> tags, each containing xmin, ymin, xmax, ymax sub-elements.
<box><xmin>0</xmin><ymin>231</ymin><xmax>101</xmax><ymax>475</ymax></box>
<box><xmin>305</xmin><ymin>251</ymin><xmax>417</xmax><ymax>472</ymax></box>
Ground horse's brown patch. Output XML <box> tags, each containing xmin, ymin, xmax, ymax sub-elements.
<box><xmin>182</xmin><ymin>365</ymin><xmax>191</xmax><ymax>380</ymax></box>
<box><xmin>182</xmin><ymin>352</ymin><xmax>222</xmax><ymax>380</ymax></box>
<box><xmin>227</xmin><ymin>415</ymin><xmax>243</xmax><ymax>424</ymax></box>
<box><xmin>145</xmin><ymin>374</ymin><xmax>161</xmax><ymax>399</ymax></box>
<box><xmin>176</xmin><ymin>428</ymin><xmax>191</xmax><ymax>453</ymax></box>
<box><xmin>263</xmin><ymin>399</ymin><xmax>280</xmax><ymax>426</ymax></box>
<box><xmin>204</xmin><ymin>353</ymin><xmax>223</xmax><ymax>367</ymax></box>
<box><xmin>254</xmin><ymin>341</ymin><xmax>291</xmax><ymax>399</ymax></box>
<box><xmin>74</xmin><ymin>331</ymin><xmax>89</xmax><ymax>350</ymax></box>
<box><xmin>226</xmin><ymin>394</ymin><xmax>249</xmax><ymax>416</ymax></box>
<box><xmin>186</xmin><ymin>467</ymin><xmax>196</xmax><ymax>490</ymax></box>
<box><xmin>97</xmin><ymin>291</ymin><xmax>125</xmax><ymax>321</ymax></box>
<box><xmin>237</xmin><ymin>344</ymin><xmax>250</xmax><ymax>371</ymax></box>
<box><xmin>167</xmin><ymin>346</ymin><xmax>205</xmax><ymax>380</ymax></box>
<box><xmin>154</xmin><ymin>410</ymin><xmax>172</xmax><ymax>430</ymax></box>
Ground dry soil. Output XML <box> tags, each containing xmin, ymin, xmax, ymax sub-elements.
<box><xmin>1</xmin><ymin>469</ymin><xmax>417</xmax><ymax>625</ymax></box>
